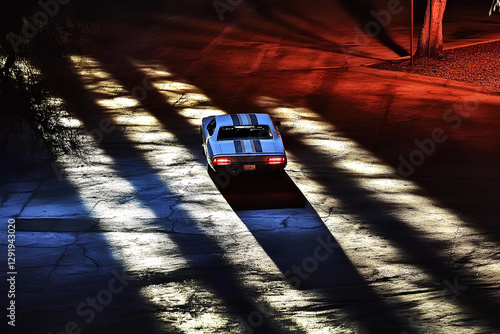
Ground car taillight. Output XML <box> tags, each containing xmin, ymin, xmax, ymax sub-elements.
<box><xmin>213</xmin><ymin>157</ymin><xmax>232</xmax><ymax>166</ymax></box>
<box><xmin>266</xmin><ymin>156</ymin><xmax>286</xmax><ymax>165</ymax></box>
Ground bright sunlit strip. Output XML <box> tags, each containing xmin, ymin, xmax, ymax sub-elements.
<box><xmin>269</xmin><ymin>103</ymin><xmax>494</xmax><ymax>265</ymax></box>
<box><xmin>59</xmin><ymin>116</ymin><xmax>83</xmax><ymax>128</ymax></box>
<box><xmin>53</xmin><ymin>130</ymin><xmax>191</xmax><ymax>274</ymax></box>
<box><xmin>136</xmin><ymin>60</ymin><xmax>471</xmax><ymax>332</ymax></box>
<box><xmin>257</xmin><ymin>97</ymin><xmax>497</xmax><ymax>329</ymax></box>
<box><xmin>69</xmin><ymin>54</ymin><xmax>496</xmax><ymax>333</ymax></box>
<box><xmin>65</xmin><ymin>56</ymin><xmax>248</xmax><ymax>332</ymax></box>
<box><xmin>134</xmin><ymin>61</ymin><xmax>481</xmax><ymax>332</ymax></box>
<box><xmin>69</xmin><ymin>55</ymin><xmax>323</xmax><ymax>333</ymax></box>
<box><xmin>133</xmin><ymin>61</ymin><xmax>381</xmax><ymax>333</ymax></box>
<box><xmin>130</xmin><ymin>60</ymin><xmax>227</xmax><ymax>126</ymax></box>
<box><xmin>114</xmin><ymin>114</ymin><xmax>162</xmax><ymax>126</ymax></box>
<box><xmin>141</xmin><ymin>282</ymin><xmax>234</xmax><ymax>333</ymax></box>
<box><xmin>98</xmin><ymin>97</ymin><xmax>139</xmax><ymax>109</ymax></box>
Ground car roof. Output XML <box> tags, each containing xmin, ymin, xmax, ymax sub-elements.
<box><xmin>214</xmin><ymin>114</ymin><xmax>273</xmax><ymax>127</ymax></box>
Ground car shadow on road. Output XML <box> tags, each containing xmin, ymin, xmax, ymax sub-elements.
<box><xmin>208</xmin><ymin>170</ymin><xmax>306</xmax><ymax>210</ymax></box>
<box><xmin>208</xmin><ymin>168</ymin><xmax>413</xmax><ymax>332</ymax></box>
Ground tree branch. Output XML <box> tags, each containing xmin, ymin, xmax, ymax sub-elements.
<box><xmin>490</xmin><ymin>0</ymin><xmax>500</xmax><ymax>16</ymax></box>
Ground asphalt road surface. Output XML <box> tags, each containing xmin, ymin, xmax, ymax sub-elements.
<box><xmin>1</xmin><ymin>1</ymin><xmax>500</xmax><ymax>333</ymax></box>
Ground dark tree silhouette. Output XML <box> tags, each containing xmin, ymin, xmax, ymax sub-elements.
<box><xmin>0</xmin><ymin>1</ymin><xmax>88</xmax><ymax>172</ymax></box>
<box><xmin>338</xmin><ymin>0</ymin><xmax>409</xmax><ymax>57</ymax></box>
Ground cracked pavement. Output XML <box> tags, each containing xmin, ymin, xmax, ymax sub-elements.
<box><xmin>1</xmin><ymin>1</ymin><xmax>500</xmax><ymax>333</ymax></box>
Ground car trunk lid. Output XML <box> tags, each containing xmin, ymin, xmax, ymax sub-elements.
<box><xmin>217</xmin><ymin>139</ymin><xmax>279</xmax><ymax>155</ymax></box>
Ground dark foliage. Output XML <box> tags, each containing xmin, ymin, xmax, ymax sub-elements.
<box><xmin>0</xmin><ymin>1</ymin><xmax>95</xmax><ymax>172</ymax></box>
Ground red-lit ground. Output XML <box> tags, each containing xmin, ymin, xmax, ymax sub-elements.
<box><xmin>1</xmin><ymin>1</ymin><xmax>500</xmax><ymax>333</ymax></box>
<box><xmin>372</xmin><ymin>40</ymin><xmax>500</xmax><ymax>89</ymax></box>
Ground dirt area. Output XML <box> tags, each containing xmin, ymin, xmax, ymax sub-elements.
<box><xmin>371</xmin><ymin>40</ymin><xmax>500</xmax><ymax>89</ymax></box>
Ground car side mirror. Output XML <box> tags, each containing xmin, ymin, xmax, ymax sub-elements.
<box><xmin>274</xmin><ymin>121</ymin><xmax>281</xmax><ymax>126</ymax></box>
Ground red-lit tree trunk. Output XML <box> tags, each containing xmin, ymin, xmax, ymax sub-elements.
<box><xmin>415</xmin><ymin>0</ymin><xmax>448</xmax><ymax>59</ymax></box>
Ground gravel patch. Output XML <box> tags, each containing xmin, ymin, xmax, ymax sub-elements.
<box><xmin>371</xmin><ymin>40</ymin><xmax>500</xmax><ymax>89</ymax></box>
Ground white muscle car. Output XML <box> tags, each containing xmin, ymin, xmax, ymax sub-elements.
<box><xmin>200</xmin><ymin>113</ymin><xmax>287</xmax><ymax>174</ymax></box>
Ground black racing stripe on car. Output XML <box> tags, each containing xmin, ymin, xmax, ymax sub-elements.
<box><xmin>252</xmin><ymin>140</ymin><xmax>263</xmax><ymax>153</ymax></box>
<box><xmin>234</xmin><ymin>140</ymin><xmax>244</xmax><ymax>153</ymax></box>
<box><xmin>230</xmin><ymin>114</ymin><xmax>241</xmax><ymax>126</ymax></box>
<box><xmin>249</xmin><ymin>114</ymin><xmax>259</xmax><ymax>125</ymax></box>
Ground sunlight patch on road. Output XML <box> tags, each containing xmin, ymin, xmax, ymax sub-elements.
<box><xmin>59</xmin><ymin>115</ymin><xmax>83</xmax><ymax>128</ymax></box>
<box><xmin>132</xmin><ymin>62</ymin><xmax>471</xmax><ymax>333</ymax></box>
<box><xmin>130</xmin><ymin>59</ymin><xmax>349</xmax><ymax>334</ymax></box>
<box><xmin>67</xmin><ymin>55</ymin><xmax>239</xmax><ymax>332</ymax></box>
<box><xmin>130</xmin><ymin>63</ymin><xmax>419</xmax><ymax>332</ymax></box>
<box><xmin>98</xmin><ymin>96</ymin><xmax>140</xmax><ymax>109</ymax></box>
<box><xmin>141</xmin><ymin>282</ymin><xmax>236</xmax><ymax>333</ymax></box>
<box><xmin>67</xmin><ymin>55</ymin><xmax>323</xmax><ymax>333</ymax></box>
<box><xmin>53</xmin><ymin>133</ymin><xmax>195</xmax><ymax>275</ymax></box>
<box><xmin>337</xmin><ymin>159</ymin><xmax>395</xmax><ymax>176</ymax></box>
<box><xmin>257</xmin><ymin>97</ymin><xmax>493</xmax><ymax>328</ymax></box>
<box><xmin>258</xmin><ymin>97</ymin><xmax>486</xmax><ymax>250</ymax></box>
<box><xmin>131</xmin><ymin>60</ymin><xmax>227</xmax><ymax>126</ymax></box>
<box><xmin>114</xmin><ymin>114</ymin><xmax>163</xmax><ymax>126</ymax></box>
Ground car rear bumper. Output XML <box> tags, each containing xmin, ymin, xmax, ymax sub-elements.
<box><xmin>212</xmin><ymin>163</ymin><xmax>286</xmax><ymax>173</ymax></box>
<box><xmin>210</xmin><ymin>154</ymin><xmax>287</xmax><ymax>173</ymax></box>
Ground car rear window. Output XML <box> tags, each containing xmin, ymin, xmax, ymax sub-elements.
<box><xmin>218</xmin><ymin>125</ymin><xmax>273</xmax><ymax>140</ymax></box>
